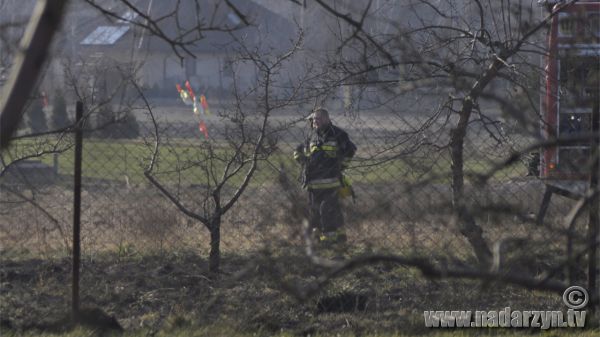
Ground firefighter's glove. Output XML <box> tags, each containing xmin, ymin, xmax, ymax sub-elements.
<box><xmin>338</xmin><ymin>175</ymin><xmax>353</xmax><ymax>199</ymax></box>
<box><xmin>293</xmin><ymin>145</ymin><xmax>306</xmax><ymax>163</ymax></box>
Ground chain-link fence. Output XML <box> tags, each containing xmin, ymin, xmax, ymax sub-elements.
<box><xmin>1</xmin><ymin>100</ymin><xmax>598</xmax><ymax>332</ymax></box>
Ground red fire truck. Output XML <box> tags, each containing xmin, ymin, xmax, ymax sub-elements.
<box><xmin>537</xmin><ymin>0</ymin><xmax>599</xmax><ymax>223</ymax></box>
<box><xmin>541</xmin><ymin>0</ymin><xmax>599</xmax><ymax>181</ymax></box>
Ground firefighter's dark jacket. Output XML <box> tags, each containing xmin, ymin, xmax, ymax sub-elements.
<box><xmin>294</xmin><ymin>123</ymin><xmax>356</xmax><ymax>189</ymax></box>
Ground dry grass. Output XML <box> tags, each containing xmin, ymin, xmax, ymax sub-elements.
<box><xmin>2</xmin><ymin>249</ymin><xmax>596</xmax><ymax>336</ymax></box>
<box><xmin>0</xmin><ymin>181</ymin><xmax>596</xmax><ymax>336</ymax></box>
<box><xmin>0</xmin><ymin>179</ymin><xmax>587</xmax><ymax>271</ymax></box>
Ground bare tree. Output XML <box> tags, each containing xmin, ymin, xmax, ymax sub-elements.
<box><xmin>0</xmin><ymin>0</ymin><xmax>306</xmax><ymax>268</ymax></box>
<box><xmin>288</xmin><ymin>0</ymin><xmax>590</xmax><ymax>267</ymax></box>
<box><xmin>142</xmin><ymin>34</ymin><xmax>306</xmax><ymax>272</ymax></box>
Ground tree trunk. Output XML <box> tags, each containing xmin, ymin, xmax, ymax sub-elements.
<box><xmin>209</xmin><ymin>216</ymin><xmax>221</xmax><ymax>272</ymax></box>
<box><xmin>450</xmin><ymin>96</ymin><xmax>492</xmax><ymax>267</ymax></box>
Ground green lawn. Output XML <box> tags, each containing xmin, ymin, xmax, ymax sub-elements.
<box><xmin>5</xmin><ymin>137</ymin><xmax>528</xmax><ymax>187</ymax></box>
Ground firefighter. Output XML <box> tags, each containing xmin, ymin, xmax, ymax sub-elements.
<box><xmin>294</xmin><ymin>107</ymin><xmax>356</xmax><ymax>245</ymax></box>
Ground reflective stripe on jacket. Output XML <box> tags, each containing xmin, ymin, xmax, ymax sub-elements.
<box><xmin>300</xmin><ymin>124</ymin><xmax>356</xmax><ymax>189</ymax></box>
<box><xmin>306</xmin><ymin>177</ymin><xmax>341</xmax><ymax>189</ymax></box>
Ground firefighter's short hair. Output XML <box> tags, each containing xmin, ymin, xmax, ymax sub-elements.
<box><xmin>307</xmin><ymin>107</ymin><xmax>329</xmax><ymax>120</ymax></box>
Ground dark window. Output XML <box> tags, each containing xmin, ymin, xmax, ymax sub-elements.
<box><xmin>558</xmin><ymin>148</ymin><xmax>591</xmax><ymax>174</ymax></box>
<box><xmin>586</xmin><ymin>13</ymin><xmax>600</xmax><ymax>37</ymax></box>
<box><xmin>185</xmin><ymin>59</ymin><xmax>197</xmax><ymax>77</ymax></box>
<box><xmin>559</xmin><ymin>55</ymin><xmax>600</xmax><ymax>109</ymax></box>
<box><xmin>559</xmin><ymin>113</ymin><xmax>592</xmax><ymax>139</ymax></box>
<box><xmin>559</xmin><ymin>16</ymin><xmax>576</xmax><ymax>36</ymax></box>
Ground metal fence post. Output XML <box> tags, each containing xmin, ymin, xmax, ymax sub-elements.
<box><xmin>72</xmin><ymin>101</ymin><xmax>83</xmax><ymax>318</ymax></box>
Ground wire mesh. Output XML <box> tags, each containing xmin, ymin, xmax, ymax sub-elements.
<box><xmin>0</xmin><ymin>103</ymin><xmax>586</xmax><ymax>260</ymax></box>
<box><xmin>0</xmin><ymin>100</ymin><xmax>596</xmax><ymax>331</ymax></box>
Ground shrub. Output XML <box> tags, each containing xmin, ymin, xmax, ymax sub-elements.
<box><xmin>27</xmin><ymin>94</ymin><xmax>48</xmax><ymax>133</ymax></box>
<box><xmin>51</xmin><ymin>89</ymin><xmax>70</xmax><ymax>129</ymax></box>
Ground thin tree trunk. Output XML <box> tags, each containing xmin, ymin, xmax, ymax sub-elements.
<box><xmin>450</xmin><ymin>96</ymin><xmax>492</xmax><ymax>266</ymax></box>
<box><xmin>209</xmin><ymin>216</ymin><xmax>221</xmax><ymax>272</ymax></box>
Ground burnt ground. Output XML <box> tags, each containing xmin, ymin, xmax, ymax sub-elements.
<box><xmin>0</xmin><ymin>248</ymin><xmax>591</xmax><ymax>335</ymax></box>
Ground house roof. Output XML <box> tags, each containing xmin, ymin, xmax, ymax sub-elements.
<box><xmin>73</xmin><ymin>0</ymin><xmax>296</xmax><ymax>55</ymax></box>
<box><xmin>81</xmin><ymin>26</ymin><xmax>130</xmax><ymax>45</ymax></box>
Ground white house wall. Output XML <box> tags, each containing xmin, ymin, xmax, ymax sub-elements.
<box><xmin>194</xmin><ymin>56</ymin><xmax>224</xmax><ymax>91</ymax></box>
<box><xmin>162</xmin><ymin>56</ymin><xmax>186</xmax><ymax>86</ymax></box>
<box><xmin>139</xmin><ymin>57</ymin><xmax>164</xmax><ymax>88</ymax></box>
<box><xmin>141</xmin><ymin>53</ymin><xmax>260</xmax><ymax>96</ymax></box>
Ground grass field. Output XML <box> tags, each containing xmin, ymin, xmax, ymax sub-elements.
<box><xmin>4</xmin><ymin>135</ymin><xmax>529</xmax><ymax>189</ymax></box>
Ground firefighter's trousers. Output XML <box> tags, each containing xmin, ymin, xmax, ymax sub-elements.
<box><xmin>308</xmin><ymin>187</ymin><xmax>344</xmax><ymax>234</ymax></box>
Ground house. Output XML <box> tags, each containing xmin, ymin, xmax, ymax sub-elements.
<box><xmin>64</xmin><ymin>0</ymin><xmax>296</xmax><ymax>99</ymax></box>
